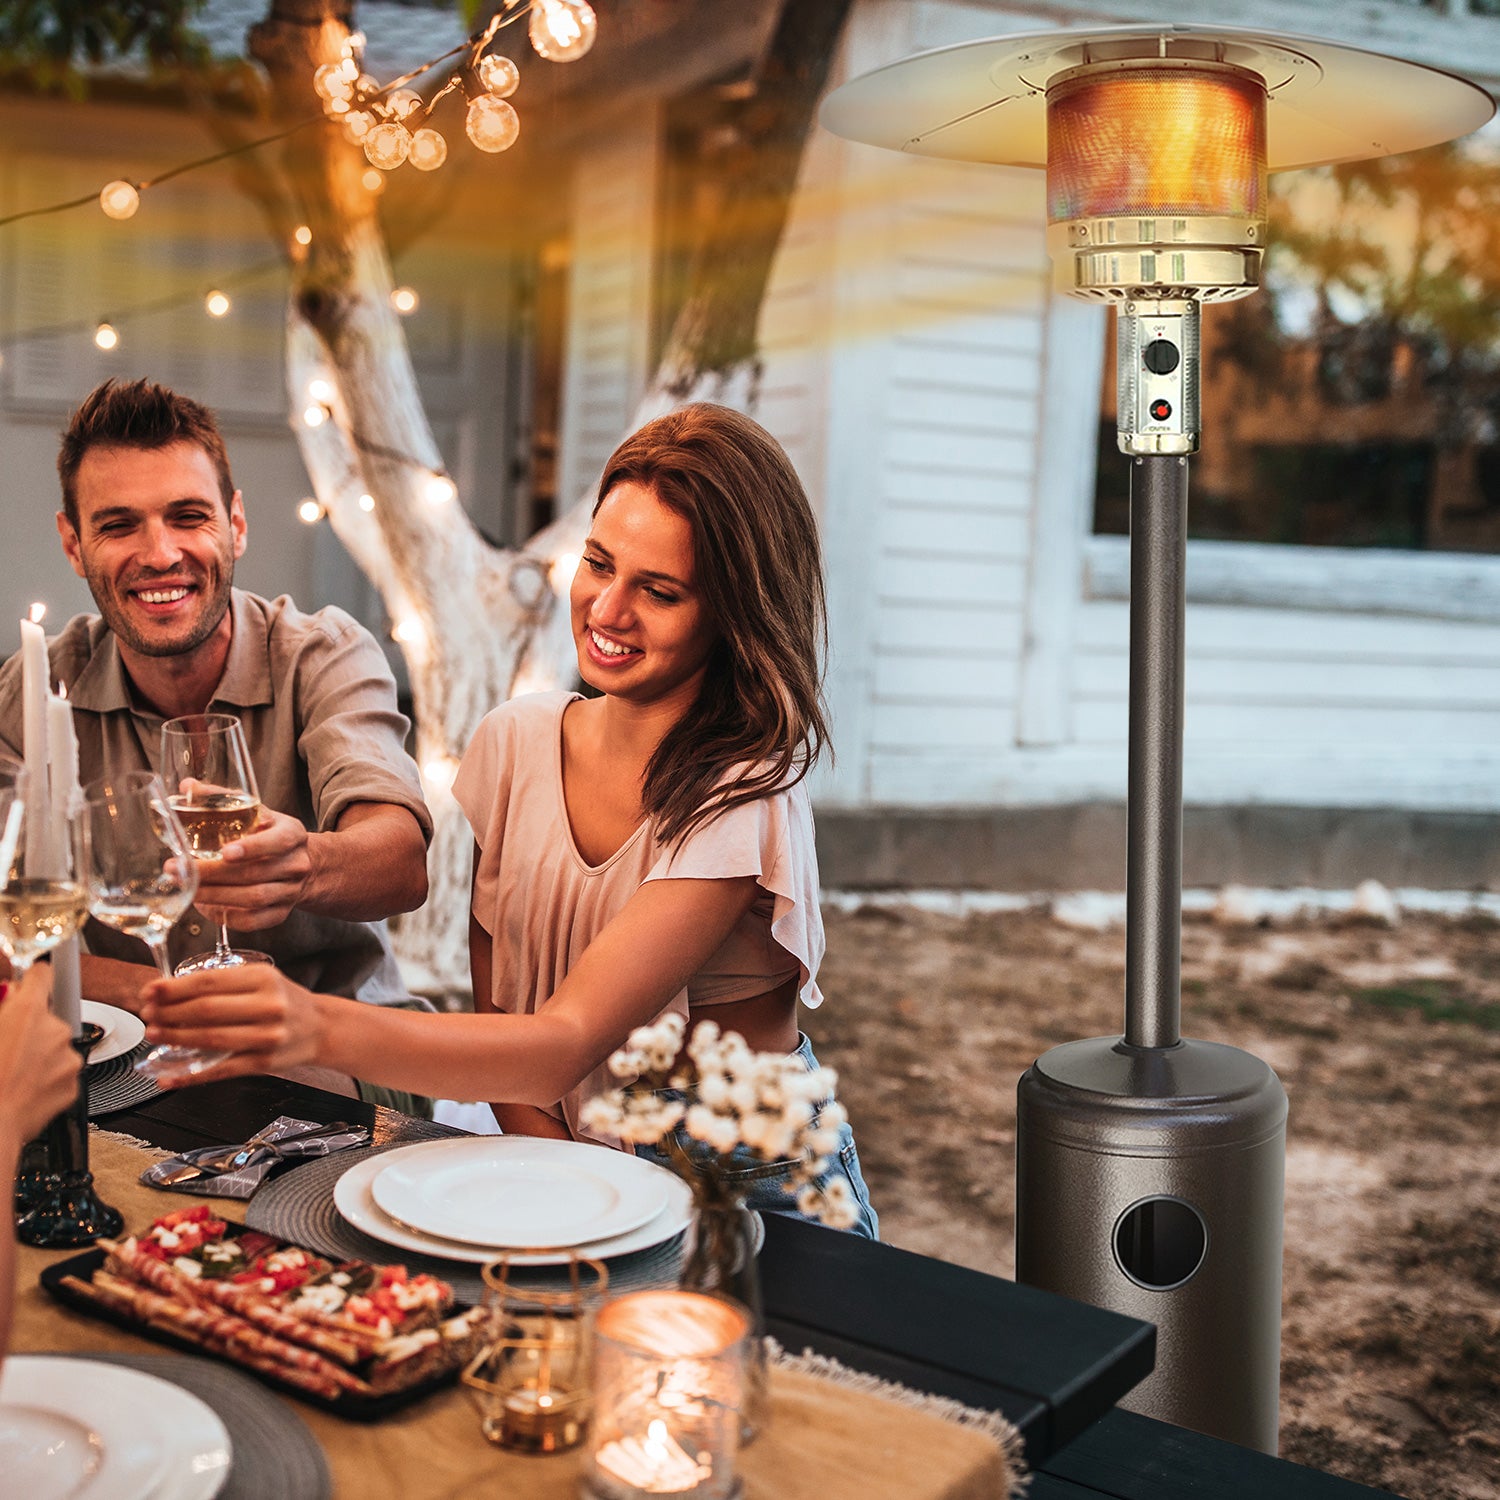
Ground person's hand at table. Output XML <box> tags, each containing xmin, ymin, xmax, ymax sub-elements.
<box><xmin>0</xmin><ymin>965</ymin><xmax>82</xmax><ymax>1142</ymax></box>
<box><xmin>140</xmin><ymin>963</ymin><xmax>324</xmax><ymax>1084</ymax></box>
<box><xmin>190</xmin><ymin>800</ymin><xmax>428</xmax><ymax>931</ymax></box>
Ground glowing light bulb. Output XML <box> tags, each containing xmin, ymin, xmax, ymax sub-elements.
<box><xmin>313</xmin><ymin>63</ymin><xmax>352</xmax><ymax>101</ymax></box>
<box><xmin>386</xmin><ymin>88</ymin><xmax>423</xmax><ymax>120</ymax></box>
<box><xmin>549</xmin><ymin>551</ymin><xmax>580</xmax><ymax>593</ymax></box>
<box><xmin>204</xmin><ymin>289</ymin><xmax>231</xmax><ymax>317</ymax></box>
<box><xmin>478</xmin><ymin>54</ymin><xmax>520</xmax><ymax>98</ymax></box>
<box><xmin>422</xmin><ymin>756</ymin><xmax>457</xmax><ymax>791</ymax></box>
<box><xmin>356</xmin><ymin>74</ymin><xmax>379</xmax><ymax>97</ymax></box>
<box><xmin>99</xmin><ymin>180</ymin><xmax>140</xmax><ymax>220</ymax></box>
<box><xmin>94</xmin><ymin>323</ymin><xmax>118</xmax><ymax>351</ymax></box>
<box><xmin>365</xmin><ymin>123</ymin><xmax>411</xmax><ymax>171</ymax></box>
<box><xmin>308</xmin><ymin>378</ymin><xmax>335</xmax><ymax>404</ymax></box>
<box><xmin>342</xmin><ymin>110</ymin><xmax>375</xmax><ymax>144</ymax></box>
<box><xmin>392</xmin><ymin>616</ymin><xmax>426</xmax><ymax>645</ymax></box>
<box><xmin>424</xmin><ymin>474</ymin><xmax>457</xmax><ymax>506</ymax></box>
<box><xmin>529</xmin><ymin>0</ymin><xmax>597</xmax><ymax>62</ymax></box>
<box><xmin>358</xmin><ymin>492</ymin><xmax>375</xmax><ymax>512</ymax></box>
<box><xmin>465</xmin><ymin>96</ymin><xmax>519</xmax><ymax>154</ymax></box>
<box><xmin>297</xmin><ymin>498</ymin><xmax>324</xmax><ymax>524</ymax></box>
<box><xmin>409</xmin><ymin>128</ymin><xmax>448</xmax><ymax>172</ymax></box>
<box><xmin>294</xmin><ymin>224</ymin><xmax>313</xmax><ymax>246</ymax></box>
<box><xmin>362</xmin><ymin>168</ymin><xmax>385</xmax><ymax>194</ymax></box>
<box><xmin>303</xmin><ymin>404</ymin><xmax>328</xmax><ymax>428</ymax></box>
<box><xmin>390</xmin><ymin>286</ymin><xmax>420</xmax><ymax>314</ymax></box>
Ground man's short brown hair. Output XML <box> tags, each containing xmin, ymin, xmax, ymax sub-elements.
<box><xmin>57</xmin><ymin>378</ymin><xmax>235</xmax><ymax>527</ymax></box>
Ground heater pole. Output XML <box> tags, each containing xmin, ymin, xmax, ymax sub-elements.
<box><xmin>1125</xmin><ymin>453</ymin><xmax>1187</xmax><ymax>1050</ymax></box>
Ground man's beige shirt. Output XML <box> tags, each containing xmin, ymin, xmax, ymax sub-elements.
<box><xmin>0</xmin><ymin>589</ymin><xmax>432</xmax><ymax>1002</ymax></box>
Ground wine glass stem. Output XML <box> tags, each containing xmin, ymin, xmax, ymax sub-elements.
<box><xmin>215</xmin><ymin>922</ymin><xmax>232</xmax><ymax>959</ymax></box>
<box><xmin>146</xmin><ymin>938</ymin><xmax>174</xmax><ymax>980</ymax></box>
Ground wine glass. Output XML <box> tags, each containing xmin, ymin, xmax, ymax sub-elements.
<box><xmin>0</xmin><ymin>761</ymin><xmax>87</xmax><ymax>984</ymax></box>
<box><xmin>159</xmin><ymin>713</ymin><xmax>265</xmax><ymax>974</ymax></box>
<box><xmin>80</xmin><ymin>772</ymin><xmax>218</xmax><ymax>1080</ymax></box>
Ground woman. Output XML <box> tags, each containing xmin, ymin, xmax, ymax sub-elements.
<box><xmin>142</xmin><ymin>404</ymin><xmax>876</xmax><ymax>1236</ymax></box>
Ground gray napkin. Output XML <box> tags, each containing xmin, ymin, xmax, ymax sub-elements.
<box><xmin>140</xmin><ymin>1115</ymin><xmax>372</xmax><ymax>1200</ymax></box>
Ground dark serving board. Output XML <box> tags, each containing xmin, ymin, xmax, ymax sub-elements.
<box><xmin>40</xmin><ymin>1244</ymin><xmax>477</xmax><ymax>1423</ymax></box>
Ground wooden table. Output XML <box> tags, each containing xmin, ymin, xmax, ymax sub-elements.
<box><xmin>98</xmin><ymin>1073</ymin><xmax>1155</xmax><ymax>1467</ymax></box>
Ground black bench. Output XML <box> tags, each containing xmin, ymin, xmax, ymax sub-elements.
<box><xmin>1035</xmin><ymin>1407</ymin><xmax>1404</xmax><ymax>1499</ymax></box>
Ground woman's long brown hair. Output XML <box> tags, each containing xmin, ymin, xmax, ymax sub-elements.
<box><xmin>594</xmin><ymin>403</ymin><xmax>830</xmax><ymax>845</ymax></box>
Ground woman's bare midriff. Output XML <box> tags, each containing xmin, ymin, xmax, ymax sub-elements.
<box><xmin>689</xmin><ymin>976</ymin><xmax>800</xmax><ymax>1055</ymax></box>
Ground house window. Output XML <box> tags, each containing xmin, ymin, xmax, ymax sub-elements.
<box><xmin>1093</xmin><ymin>129</ymin><xmax>1500</xmax><ymax>560</ymax></box>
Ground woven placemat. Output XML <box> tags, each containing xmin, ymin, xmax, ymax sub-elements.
<box><xmin>246</xmin><ymin>1137</ymin><xmax>688</xmax><ymax>1303</ymax></box>
<box><xmin>46</xmin><ymin>1349</ymin><xmax>331</xmax><ymax>1500</ymax></box>
<box><xmin>87</xmin><ymin>1043</ymin><xmax>163</xmax><ymax>1118</ymax></box>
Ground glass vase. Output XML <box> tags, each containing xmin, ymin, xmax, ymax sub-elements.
<box><xmin>677</xmin><ymin>1174</ymin><xmax>767</xmax><ymax>1445</ymax></box>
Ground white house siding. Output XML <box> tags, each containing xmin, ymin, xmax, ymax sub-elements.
<box><xmin>555</xmin><ymin>107</ymin><xmax>661</xmax><ymax>513</ymax></box>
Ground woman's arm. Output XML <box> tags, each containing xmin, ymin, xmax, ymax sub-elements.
<box><xmin>467</xmin><ymin>853</ymin><xmax>571</xmax><ymax>1139</ymax></box>
<box><xmin>141</xmin><ymin>874</ymin><xmax>763</xmax><ymax>1103</ymax></box>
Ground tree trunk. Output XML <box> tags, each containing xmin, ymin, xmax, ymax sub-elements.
<box><xmin>248</xmin><ymin>0</ymin><xmax>851</xmax><ymax>997</ymax></box>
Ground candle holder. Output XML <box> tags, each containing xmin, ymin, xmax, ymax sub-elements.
<box><xmin>584</xmin><ymin>1290</ymin><xmax>749</xmax><ymax>1500</ymax></box>
<box><xmin>461</xmin><ymin>1253</ymin><xmax>608</xmax><ymax>1454</ymax></box>
<box><xmin>14</xmin><ymin>1028</ymin><xmax>122</xmax><ymax>1248</ymax></box>
<box><xmin>13</xmin><ymin>1020</ymin><xmax>101</xmax><ymax>1214</ymax></box>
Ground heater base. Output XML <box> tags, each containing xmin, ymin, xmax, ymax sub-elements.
<box><xmin>1016</xmin><ymin>1035</ymin><xmax>1286</xmax><ymax>1454</ymax></box>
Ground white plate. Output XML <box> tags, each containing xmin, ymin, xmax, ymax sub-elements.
<box><xmin>80</xmin><ymin>1000</ymin><xmax>146</xmax><ymax>1065</ymax></box>
<box><xmin>369</xmin><ymin>1136</ymin><xmax>672</xmax><ymax>1248</ymax></box>
<box><xmin>0</xmin><ymin>1357</ymin><xmax>230</xmax><ymax>1500</ymax></box>
<box><xmin>336</xmin><ymin>1146</ymin><xmax>693</xmax><ymax>1265</ymax></box>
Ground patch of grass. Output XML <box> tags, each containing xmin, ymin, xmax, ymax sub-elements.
<box><xmin>1352</xmin><ymin>981</ymin><xmax>1500</xmax><ymax>1032</ymax></box>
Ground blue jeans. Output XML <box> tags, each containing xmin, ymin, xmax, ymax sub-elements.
<box><xmin>633</xmin><ymin>1033</ymin><xmax>880</xmax><ymax>1240</ymax></box>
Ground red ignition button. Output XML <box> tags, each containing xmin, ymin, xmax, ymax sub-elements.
<box><xmin>1150</xmin><ymin>399</ymin><xmax>1172</xmax><ymax>421</ymax></box>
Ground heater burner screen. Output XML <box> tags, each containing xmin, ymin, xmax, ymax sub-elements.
<box><xmin>1046</xmin><ymin>67</ymin><xmax>1266</xmax><ymax>222</ymax></box>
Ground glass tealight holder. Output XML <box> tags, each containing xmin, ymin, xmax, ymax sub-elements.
<box><xmin>584</xmin><ymin>1290</ymin><xmax>750</xmax><ymax>1500</ymax></box>
<box><xmin>461</xmin><ymin>1254</ymin><xmax>608</xmax><ymax>1454</ymax></box>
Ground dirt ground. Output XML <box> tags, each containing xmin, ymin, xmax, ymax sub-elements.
<box><xmin>808</xmin><ymin>901</ymin><xmax>1500</xmax><ymax>1500</ymax></box>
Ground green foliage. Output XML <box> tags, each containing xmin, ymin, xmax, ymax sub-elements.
<box><xmin>1352</xmin><ymin>979</ymin><xmax>1500</xmax><ymax>1031</ymax></box>
<box><xmin>0</xmin><ymin>0</ymin><xmax>212</xmax><ymax>96</ymax></box>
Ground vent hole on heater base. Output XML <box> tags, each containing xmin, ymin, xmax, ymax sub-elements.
<box><xmin>1113</xmin><ymin>1195</ymin><xmax>1208</xmax><ymax>1290</ymax></box>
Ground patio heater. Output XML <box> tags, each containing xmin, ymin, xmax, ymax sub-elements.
<box><xmin>822</xmin><ymin>26</ymin><xmax>1492</xmax><ymax>1453</ymax></box>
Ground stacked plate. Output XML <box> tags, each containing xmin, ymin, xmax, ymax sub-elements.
<box><xmin>333</xmin><ymin>1136</ymin><xmax>694</xmax><ymax>1266</ymax></box>
<box><xmin>81</xmin><ymin>1000</ymin><xmax>146</xmax><ymax>1064</ymax></box>
<box><xmin>0</xmin><ymin>1356</ymin><xmax>231</xmax><ymax>1500</ymax></box>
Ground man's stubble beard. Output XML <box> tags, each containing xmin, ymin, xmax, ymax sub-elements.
<box><xmin>85</xmin><ymin>558</ymin><xmax>235</xmax><ymax>660</ymax></box>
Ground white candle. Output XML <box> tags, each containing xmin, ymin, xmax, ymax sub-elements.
<box><xmin>20</xmin><ymin>615</ymin><xmax>50</xmax><ymax>879</ymax></box>
<box><xmin>46</xmin><ymin>689</ymin><xmax>83</xmax><ymax>1033</ymax></box>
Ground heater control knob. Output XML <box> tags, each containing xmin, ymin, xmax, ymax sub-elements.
<box><xmin>1143</xmin><ymin>339</ymin><xmax>1180</xmax><ymax>375</ymax></box>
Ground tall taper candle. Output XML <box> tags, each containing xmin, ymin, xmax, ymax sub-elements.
<box><xmin>19</xmin><ymin>616</ymin><xmax>50</xmax><ymax>878</ymax></box>
<box><xmin>46</xmin><ymin>691</ymin><xmax>83</xmax><ymax>1033</ymax></box>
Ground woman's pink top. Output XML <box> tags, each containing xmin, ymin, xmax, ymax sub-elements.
<box><xmin>452</xmin><ymin>690</ymin><xmax>825</xmax><ymax>1143</ymax></box>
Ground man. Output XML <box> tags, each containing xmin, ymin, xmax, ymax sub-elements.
<box><xmin>0</xmin><ymin>378</ymin><xmax>433</xmax><ymax>1109</ymax></box>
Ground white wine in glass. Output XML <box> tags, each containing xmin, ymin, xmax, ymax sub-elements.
<box><xmin>82</xmin><ymin>772</ymin><xmax>218</xmax><ymax>1080</ymax></box>
<box><xmin>160</xmin><ymin>713</ymin><xmax>263</xmax><ymax>973</ymax></box>
<box><xmin>0</xmin><ymin>763</ymin><xmax>87</xmax><ymax>981</ymax></box>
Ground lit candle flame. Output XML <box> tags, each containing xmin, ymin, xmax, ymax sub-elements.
<box><xmin>28</xmin><ymin>602</ymin><xmax>46</xmax><ymax>624</ymax></box>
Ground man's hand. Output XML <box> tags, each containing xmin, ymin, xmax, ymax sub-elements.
<box><xmin>191</xmin><ymin>805</ymin><xmax>313</xmax><ymax>930</ymax></box>
<box><xmin>0</xmin><ymin>967</ymin><xmax>81</xmax><ymax>1144</ymax></box>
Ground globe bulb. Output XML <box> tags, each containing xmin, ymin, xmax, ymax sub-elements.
<box><xmin>343</xmin><ymin>109</ymin><xmax>375</xmax><ymax>143</ymax></box>
<box><xmin>386</xmin><ymin>88</ymin><xmax>423</xmax><ymax>120</ymax></box>
<box><xmin>424</xmin><ymin>474</ymin><xmax>457</xmax><ymax>505</ymax></box>
<box><xmin>293</xmin><ymin>224</ymin><xmax>313</xmax><ymax>246</ymax></box>
<box><xmin>94</xmin><ymin>323</ymin><xmax>119</xmax><ymax>351</ymax></box>
<box><xmin>409</xmin><ymin>128</ymin><xmax>448</xmax><ymax>172</ymax></box>
<box><xmin>362</xmin><ymin>168</ymin><xmax>385</xmax><ymax>195</ymax></box>
<box><xmin>365</xmin><ymin>122</ymin><xmax>412</xmax><ymax>170</ymax></box>
<box><xmin>297</xmin><ymin>498</ymin><xmax>324</xmax><ymax>524</ymax></box>
<box><xmin>205</xmin><ymin>290</ymin><xmax>231</xmax><ymax>317</ymax></box>
<box><xmin>313</xmin><ymin>63</ymin><xmax>353</xmax><ymax>102</ymax></box>
<box><xmin>478</xmin><ymin>54</ymin><xmax>520</xmax><ymax>98</ymax></box>
<box><xmin>99</xmin><ymin>180</ymin><xmax>140</xmax><ymax>220</ymax></box>
<box><xmin>391</xmin><ymin>286</ymin><xmax>420</xmax><ymax>314</ymax></box>
<box><xmin>358</xmin><ymin>492</ymin><xmax>375</xmax><ymax>512</ymax></box>
<box><xmin>308</xmin><ymin>378</ymin><xmax>335</xmax><ymax>404</ymax></box>
<box><xmin>465</xmin><ymin>96</ymin><xmax>519</xmax><ymax>154</ymax></box>
<box><xmin>528</xmin><ymin>0</ymin><xmax>597</xmax><ymax>63</ymax></box>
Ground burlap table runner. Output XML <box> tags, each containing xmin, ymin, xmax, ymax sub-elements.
<box><xmin>12</xmin><ymin>1128</ymin><xmax>1021</xmax><ymax>1500</ymax></box>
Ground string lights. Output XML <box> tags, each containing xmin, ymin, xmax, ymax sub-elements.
<box><xmin>314</xmin><ymin>0</ymin><xmax>597</xmax><ymax>175</ymax></box>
